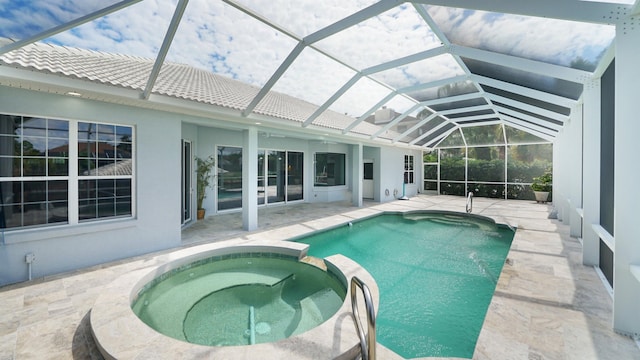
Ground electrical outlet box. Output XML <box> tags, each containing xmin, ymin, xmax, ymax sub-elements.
<box><xmin>25</xmin><ymin>253</ymin><xmax>36</xmax><ymax>263</ymax></box>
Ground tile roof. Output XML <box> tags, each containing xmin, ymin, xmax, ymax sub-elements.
<box><xmin>0</xmin><ymin>41</ymin><xmax>399</xmax><ymax>139</ymax></box>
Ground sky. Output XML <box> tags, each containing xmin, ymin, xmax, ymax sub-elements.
<box><xmin>0</xmin><ymin>0</ymin><xmax>617</xmax><ymax>119</ymax></box>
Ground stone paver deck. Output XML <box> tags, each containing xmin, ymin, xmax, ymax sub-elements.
<box><xmin>1</xmin><ymin>195</ymin><xmax>639</xmax><ymax>359</ymax></box>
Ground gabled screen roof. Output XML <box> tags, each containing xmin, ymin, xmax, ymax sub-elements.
<box><xmin>0</xmin><ymin>0</ymin><xmax>630</xmax><ymax>149</ymax></box>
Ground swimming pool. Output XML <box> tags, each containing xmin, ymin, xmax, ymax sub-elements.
<box><xmin>296</xmin><ymin>211</ymin><xmax>514</xmax><ymax>359</ymax></box>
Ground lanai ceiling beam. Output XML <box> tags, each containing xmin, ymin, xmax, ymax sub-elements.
<box><xmin>238</xmin><ymin>0</ymin><xmax>400</xmax><ymax>117</ymax></box>
<box><xmin>451</xmin><ymin>45</ymin><xmax>592</xmax><ymax>84</ymax></box>
<box><xmin>141</xmin><ymin>0</ymin><xmax>189</xmax><ymax>100</ymax></box>
<box><xmin>487</xmin><ymin>94</ymin><xmax>568</xmax><ymax>124</ymax></box>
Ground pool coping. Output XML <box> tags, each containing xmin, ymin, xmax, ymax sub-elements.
<box><xmin>90</xmin><ymin>239</ymin><xmax>379</xmax><ymax>360</ymax></box>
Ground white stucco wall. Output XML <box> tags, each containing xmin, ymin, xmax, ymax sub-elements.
<box><xmin>0</xmin><ymin>86</ymin><xmax>182</xmax><ymax>286</ymax></box>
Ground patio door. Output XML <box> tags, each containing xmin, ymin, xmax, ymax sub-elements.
<box><xmin>258</xmin><ymin>150</ymin><xmax>303</xmax><ymax>205</ymax></box>
<box><xmin>181</xmin><ymin>140</ymin><xmax>192</xmax><ymax>224</ymax></box>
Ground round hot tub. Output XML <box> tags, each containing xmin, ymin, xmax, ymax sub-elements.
<box><xmin>131</xmin><ymin>253</ymin><xmax>346</xmax><ymax>346</ymax></box>
<box><xmin>90</xmin><ymin>240</ymin><xmax>378</xmax><ymax>359</ymax></box>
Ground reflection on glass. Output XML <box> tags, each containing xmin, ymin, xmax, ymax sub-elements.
<box><xmin>257</xmin><ymin>150</ymin><xmax>265</xmax><ymax>205</ymax></box>
<box><xmin>267</xmin><ymin>150</ymin><xmax>286</xmax><ymax>204</ymax></box>
<box><xmin>315</xmin><ymin>153</ymin><xmax>345</xmax><ymax>186</ymax></box>
<box><xmin>78</xmin><ymin>122</ymin><xmax>132</xmax><ymax>176</ymax></box>
<box><xmin>0</xmin><ymin>180</ymin><xmax>68</xmax><ymax>229</ymax></box>
<box><xmin>78</xmin><ymin>179</ymin><xmax>132</xmax><ymax>221</ymax></box>
<box><xmin>467</xmin><ymin>146</ymin><xmax>505</xmax><ymax>182</ymax></box>
<box><xmin>218</xmin><ymin>146</ymin><xmax>243</xmax><ymax>211</ymax></box>
<box><xmin>287</xmin><ymin>152</ymin><xmax>303</xmax><ymax>201</ymax></box>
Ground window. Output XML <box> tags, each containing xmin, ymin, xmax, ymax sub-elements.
<box><xmin>0</xmin><ymin>116</ymin><xmax>69</xmax><ymax>228</ymax></box>
<box><xmin>78</xmin><ymin>122</ymin><xmax>133</xmax><ymax>221</ymax></box>
<box><xmin>314</xmin><ymin>153</ymin><xmax>345</xmax><ymax>187</ymax></box>
<box><xmin>404</xmin><ymin>155</ymin><xmax>414</xmax><ymax>184</ymax></box>
<box><xmin>0</xmin><ymin>114</ymin><xmax>134</xmax><ymax>230</ymax></box>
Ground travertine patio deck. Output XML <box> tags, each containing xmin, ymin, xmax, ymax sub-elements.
<box><xmin>1</xmin><ymin>195</ymin><xmax>639</xmax><ymax>359</ymax></box>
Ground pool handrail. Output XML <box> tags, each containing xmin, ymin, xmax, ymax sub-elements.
<box><xmin>350</xmin><ymin>276</ymin><xmax>376</xmax><ymax>360</ymax></box>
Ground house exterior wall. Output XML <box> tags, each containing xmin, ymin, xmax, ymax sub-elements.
<box><xmin>0</xmin><ymin>86</ymin><xmax>182</xmax><ymax>286</ymax></box>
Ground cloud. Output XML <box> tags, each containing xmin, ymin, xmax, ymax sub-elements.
<box><xmin>12</xmin><ymin>1</ymin><xmax>614</xmax><ymax>122</ymax></box>
<box><xmin>426</xmin><ymin>5</ymin><xmax>615</xmax><ymax>70</ymax></box>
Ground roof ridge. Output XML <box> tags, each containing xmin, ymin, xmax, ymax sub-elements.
<box><xmin>0</xmin><ymin>39</ymin><xmax>391</xmax><ymax>137</ymax></box>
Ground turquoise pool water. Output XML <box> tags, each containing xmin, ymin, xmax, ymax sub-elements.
<box><xmin>132</xmin><ymin>254</ymin><xmax>346</xmax><ymax>346</ymax></box>
<box><xmin>296</xmin><ymin>212</ymin><xmax>514</xmax><ymax>359</ymax></box>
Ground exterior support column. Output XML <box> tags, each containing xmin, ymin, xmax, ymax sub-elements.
<box><xmin>613</xmin><ymin>16</ymin><xmax>640</xmax><ymax>337</ymax></box>
<box><xmin>351</xmin><ymin>143</ymin><xmax>363</xmax><ymax>207</ymax></box>
<box><xmin>242</xmin><ymin>127</ymin><xmax>258</xmax><ymax>231</ymax></box>
<box><xmin>568</xmin><ymin>104</ymin><xmax>583</xmax><ymax>238</ymax></box>
<box><xmin>582</xmin><ymin>79</ymin><xmax>601</xmax><ymax>266</ymax></box>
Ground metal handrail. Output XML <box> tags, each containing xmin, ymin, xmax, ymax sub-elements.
<box><xmin>466</xmin><ymin>191</ymin><xmax>473</xmax><ymax>213</ymax></box>
<box><xmin>350</xmin><ymin>276</ymin><xmax>376</xmax><ymax>360</ymax></box>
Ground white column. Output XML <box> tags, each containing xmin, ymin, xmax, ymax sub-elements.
<box><xmin>613</xmin><ymin>16</ymin><xmax>640</xmax><ymax>337</ymax></box>
<box><xmin>568</xmin><ymin>104</ymin><xmax>583</xmax><ymax>237</ymax></box>
<box><xmin>552</xmin><ymin>135</ymin><xmax>566</xmax><ymax>221</ymax></box>
<box><xmin>582</xmin><ymin>80</ymin><xmax>601</xmax><ymax>265</ymax></box>
<box><xmin>351</xmin><ymin>143</ymin><xmax>363</xmax><ymax>207</ymax></box>
<box><xmin>242</xmin><ymin>127</ymin><xmax>258</xmax><ymax>231</ymax></box>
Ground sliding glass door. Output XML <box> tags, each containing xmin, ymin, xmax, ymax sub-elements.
<box><xmin>257</xmin><ymin>150</ymin><xmax>303</xmax><ymax>205</ymax></box>
<box><xmin>217</xmin><ymin>146</ymin><xmax>242</xmax><ymax>211</ymax></box>
<box><xmin>287</xmin><ymin>151</ymin><xmax>303</xmax><ymax>201</ymax></box>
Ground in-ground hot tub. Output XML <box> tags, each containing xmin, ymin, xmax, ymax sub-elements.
<box><xmin>131</xmin><ymin>252</ymin><xmax>346</xmax><ymax>346</ymax></box>
<box><xmin>90</xmin><ymin>240</ymin><xmax>377</xmax><ymax>359</ymax></box>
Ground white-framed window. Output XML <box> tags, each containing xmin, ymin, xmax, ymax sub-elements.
<box><xmin>404</xmin><ymin>154</ymin><xmax>414</xmax><ymax>184</ymax></box>
<box><xmin>78</xmin><ymin>122</ymin><xmax>133</xmax><ymax>222</ymax></box>
<box><xmin>0</xmin><ymin>114</ymin><xmax>134</xmax><ymax>230</ymax></box>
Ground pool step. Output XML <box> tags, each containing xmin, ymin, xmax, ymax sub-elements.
<box><xmin>134</xmin><ymin>270</ymin><xmax>294</xmax><ymax>340</ymax></box>
<box><xmin>292</xmin><ymin>288</ymin><xmax>343</xmax><ymax>336</ymax></box>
